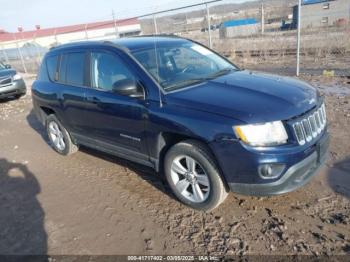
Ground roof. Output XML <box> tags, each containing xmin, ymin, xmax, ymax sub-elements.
<box><xmin>0</xmin><ymin>18</ymin><xmax>139</xmax><ymax>43</ymax></box>
<box><xmin>48</xmin><ymin>36</ymin><xmax>191</xmax><ymax>54</ymax></box>
<box><xmin>302</xmin><ymin>0</ymin><xmax>329</xmax><ymax>5</ymax></box>
<box><xmin>112</xmin><ymin>36</ymin><xmax>189</xmax><ymax>51</ymax></box>
<box><xmin>222</xmin><ymin>18</ymin><xmax>257</xmax><ymax>28</ymax></box>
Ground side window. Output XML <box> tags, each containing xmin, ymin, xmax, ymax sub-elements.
<box><xmin>90</xmin><ymin>52</ymin><xmax>134</xmax><ymax>91</ymax></box>
<box><xmin>46</xmin><ymin>55</ymin><xmax>58</xmax><ymax>81</ymax></box>
<box><xmin>64</xmin><ymin>52</ymin><xmax>85</xmax><ymax>86</ymax></box>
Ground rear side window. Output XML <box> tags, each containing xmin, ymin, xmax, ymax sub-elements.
<box><xmin>58</xmin><ymin>52</ymin><xmax>85</xmax><ymax>86</ymax></box>
<box><xmin>66</xmin><ymin>53</ymin><xmax>85</xmax><ymax>86</ymax></box>
<box><xmin>46</xmin><ymin>55</ymin><xmax>58</xmax><ymax>81</ymax></box>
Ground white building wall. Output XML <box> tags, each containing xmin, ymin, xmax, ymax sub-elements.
<box><xmin>1</xmin><ymin>24</ymin><xmax>141</xmax><ymax>49</ymax></box>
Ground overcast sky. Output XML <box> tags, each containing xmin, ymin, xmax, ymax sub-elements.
<box><xmin>0</xmin><ymin>0</ymin><xmax>252</xmax><ymax>32</ymax></box>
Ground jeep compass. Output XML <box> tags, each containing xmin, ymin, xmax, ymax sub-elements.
<box><xmin>32</xmin><ymin>36</ymin><xmax>329</xmax><ymax>210</ymax></box>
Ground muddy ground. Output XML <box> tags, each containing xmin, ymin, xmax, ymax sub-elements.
<box><xmin>0</xmin><ymin>72</ymin><xmax>349</xmax><ymax>257</ymax></box>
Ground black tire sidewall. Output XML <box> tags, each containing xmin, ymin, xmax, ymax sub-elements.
<box><xmin>46</xmin><ymin>115</ymin><xmax>72</xmax><ymax>155</ymax></box>
<box><xmin>164</xmin><ymin>141</ymin><xmax>226</xmax><ymax>211</ymax></box>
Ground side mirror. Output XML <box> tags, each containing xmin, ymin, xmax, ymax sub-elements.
<box><xmin>5</xmin><ymin>64</ymin><xmax>11</xmax><ymax>69</ymax></box>
<box><xmin>112</xmin><ymin>79</ymin><xmax>144</xmax><ymax>99</ymax></box>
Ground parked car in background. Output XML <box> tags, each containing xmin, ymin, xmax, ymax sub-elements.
<box><xmin>32</xmin><ymin>36</ymin><xmax>329</xmax><ymax>211</ymax></box>
<box><xmin>0</xmin><ymin>61</ymin><xmax>26</xmax><ymax>99</ymax></box>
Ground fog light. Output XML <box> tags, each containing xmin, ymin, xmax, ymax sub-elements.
<box><xmin>258</xmin><ymin>163</ymin><xmax>285</xmax><ymax>179</ymax></box>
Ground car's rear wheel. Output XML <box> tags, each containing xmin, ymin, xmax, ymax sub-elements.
<box><xmin>46</xmin><ymin>114</ymin><xmax>78</xmax><ymax>155</ymax></box>
<box><xmin>164</xmin><ymin>140</ymin><xmax>228</xmax><ymax>211</ymax></box>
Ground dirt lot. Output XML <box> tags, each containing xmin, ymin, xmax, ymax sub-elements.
<box><xmin>0</xmin><ymin>72</ymin><xmax>349</xmax><ymax>257</ymax></box>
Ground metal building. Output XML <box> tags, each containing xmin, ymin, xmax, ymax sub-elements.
<box><xmin>219</xmin><ymin>18</ymin><xmax>259</xmax><ymax>38</ymax></box>
<box><xmin>293</xmin><ymin>0</ymin><xmax>350</xmax><ymax>28</ymax></box>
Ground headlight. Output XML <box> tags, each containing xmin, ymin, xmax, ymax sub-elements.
<box><xmin>13</xmin><ymin>74</ymin><xmax>22</xmax><ymax>81</ymax></box>
<box><xmin>234</xmin><ymin>121</ymin><xmax>288</xmax><ymax>146</ymax></box>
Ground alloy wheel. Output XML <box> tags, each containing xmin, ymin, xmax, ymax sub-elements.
<box><xmin>170</xmin><ymin>155</ymin><xmax>210</xmax><ymax>203</ymax></box>
<box><xmin>48</xmin><ymin>121</ymin><xmax>66</xmax><ymax>151</ymax></box>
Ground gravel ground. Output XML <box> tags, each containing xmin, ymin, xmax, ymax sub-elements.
<box><xmin>0</xmin><ymin>73</ymin><xmax>349</xmax><ymax>257</ymax></box>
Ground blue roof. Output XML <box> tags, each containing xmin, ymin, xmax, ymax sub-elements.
<box><xmin>222</xmin><ymin>18</ymin><xmax>257</xmax><ymax>28</ymax></box>
<box><xmin>302</xmin><ymin>0</ymin><xmax>329</xmax><ymax>5</ymax></box>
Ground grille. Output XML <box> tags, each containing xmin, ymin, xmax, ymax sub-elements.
<box><xmin>0</xmin><ymin>76</ymin><xmax>12</xmax><ymax>87</ymax></box>
<box><xmin>293</xmin><ymin>103</ymin><xmax>327</xmax><ymax>145</ymax></box>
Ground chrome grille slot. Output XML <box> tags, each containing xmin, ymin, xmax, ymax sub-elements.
<box><xmin>301</xmin><ymin>119</ymin><xmax>312</xmax><ymax>142</ymax></box>
<box><xmin>0</xmin><ymin>76</ymin><xmax>12</xmax><ymax>87</ymax></box>
<box><xmin>292</xmin><ymin>103</ymin><xmax>327</xmax><ymax>145</ymax></box>
<box><xmin>293</xmin><ymin>122</ymin><xmax>305</xmax><ymax>145</ymax></box>
<box><xmin>308</xmin><ymin>114</ymin><xmax>317</xmax><ymax>138</ymax></box>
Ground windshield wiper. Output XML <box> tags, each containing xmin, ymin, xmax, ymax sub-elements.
<box><xmin>164</xmin><ymin>68</ymin><xmax>236</xmax><ymax>92</ymax></box>
<box><xmin>206</xmin><ymin>67</ymin><xmax>235</xmax><ymax>80</ymax></box>
<box><xmin>164</xmin><ymin>78</ymin><xmax>208</xmax><ymax>91</ymax></box>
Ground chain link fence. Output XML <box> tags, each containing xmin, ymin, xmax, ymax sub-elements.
<box><xmin>0</xmin><ymin>0</ymin><xmax>349</xmax><ymax>77</ymax></box>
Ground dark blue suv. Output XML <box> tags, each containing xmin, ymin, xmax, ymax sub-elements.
<box><xmin>32</xmin><ymin>36</ymin><xmax>329</xmax><ymax>210</ymax></box>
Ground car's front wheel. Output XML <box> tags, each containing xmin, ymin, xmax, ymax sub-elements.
<box><xmin>46</xmin><ymin>114</ymin><xmax>78</xmax><ymax>155</ymax></box>
<box><xmin>164</xmin><ymin>140</ymin><xmax>228</xmax><ymax>211</ymax></box>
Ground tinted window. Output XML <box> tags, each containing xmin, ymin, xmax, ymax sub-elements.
<box><xmin>65</xmin><ymin>52</ymin><xmax>85</xmax><ymax>86</ymax></box>
<box><xmin>46</xmin><ymin>55</ymin><xmax>58</xmax><ymax>81</ymax></box>
<box><xmin>131</xmin><ymin>42</ymin><xmax>237</xmax><ymax>91</ymax></box>
<box><xmin>90</xmin><ymin>52</ymin><xmax>134</xmax><ymax>91</ymax></box>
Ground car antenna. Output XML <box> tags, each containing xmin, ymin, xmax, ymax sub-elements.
<box><xmin>153</xmin><ymin>35</ymin><xmax>163</xmax><ymax>107</ymax></box>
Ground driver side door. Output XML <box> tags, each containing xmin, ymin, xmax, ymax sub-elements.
<box><xmin>82</xmin><ymin>49</ymin><xmax>148</xmax><ymax>156</ymax></box>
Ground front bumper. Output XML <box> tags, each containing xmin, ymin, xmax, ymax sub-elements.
<box><xmin>0</xmin><ymin>79</ymin><xmax>27</xmax><ymax>99</ymax></box>
<box><xmin>228</xmin><ymin>131</ymin><xmax>329</xmax><ymax>196</ymax></box>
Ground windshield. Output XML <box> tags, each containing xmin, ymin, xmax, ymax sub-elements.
<box><xmin>131</xmin><ymin>42</ymin><xmax>238</xmax><ymax>91</ymax></box>
<box><xmin>0</xmin><ymin>61</ymin><xmax>5</xmax><ymax>70</ymax></box>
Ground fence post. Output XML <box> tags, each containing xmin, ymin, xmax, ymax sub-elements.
<box><xmin>206</xmin><ymin>3</ymin><xmax>212</xmax><ymax>48</ymax></box>
<box><xmin>112</xmin><ymin>10</ymin><xmax>119</xmax><ymax>38</ymax></box>
<box><xmin>54</xmin><ymin>29</ymin><xmax>58</xmax><ymax>45</ymax></box>
<box><xmin>261</xmin><ymin>1</ymin><xmax>265</xmax><ymax>34</ymax></box>
<box><xmin>153</xmin><ymin>15</ymin><xmax>158</xmax><ymax>34</ymax></box>
<box><xmin>85</xmin><ymin>24</ymin><xmax>89</xmax><ymax>40</ymax></box>
<box><xmin>296</xmin><ymin>0</ymin><xmax>301</xmax><ymax>76</ymax></box>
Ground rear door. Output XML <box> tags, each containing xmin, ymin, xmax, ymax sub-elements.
<box><xmin>56</xmin><ymin>51</ymin><xmax>89</xmax><ymax>134</ymax></box>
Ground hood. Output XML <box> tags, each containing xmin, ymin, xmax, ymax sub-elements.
<box><xmin>166</xmin><ymin>70</ymin><xmax>318</xmax><ymax>123</ymax></box>
<box><xmin>0</xmin><ymin>69</ymin><xmax>17</xmax><ymax>78</ymax></box>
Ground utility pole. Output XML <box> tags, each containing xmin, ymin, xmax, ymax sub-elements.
<box><xmin>54</xmin><ymin>29</ymin><xmax>58</xmax><ymax>45</ymax></box>
<box><xmin>153</xmin><ymin>15</ymin><xmax>158</xmax><ymax>34</ymax></box>
<box><xmin>296</xmin><ymin>0</ymin><xmax>301</xmax><ymax>76</ymax></box>
<box><xmin>261</xmin><ymin>1</ymin><xmax>265</xmax><ymax>34</ymax></box>
<box><xmin>112</xmin><ymin>10</ymin><xmax>119</xmax><ymax>38</ymax></box>
<box><xmin>206</xmin><ymin>3</ymin><xmax>212</xmax><ymax>48</ymax></box>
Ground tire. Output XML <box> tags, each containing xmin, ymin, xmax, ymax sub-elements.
<box><xmin>164</xmin><ymin>140</ymin><xmax>228</xmax><ymax>211</ymax></box>
<box><xmin>14</xmin><ymin>93</ymin><xmax>25</xmax><ymax>99</ymax></box>
<box><xmin>46</xmin><ymin>114</ymin><xmax>78</xmax><ymax>155</ymax></box>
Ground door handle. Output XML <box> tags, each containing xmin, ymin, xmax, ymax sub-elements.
<box><xmin>86</xmin><ymin>96</ymin><xmax>99</xmax><ymax>104</ymax></box>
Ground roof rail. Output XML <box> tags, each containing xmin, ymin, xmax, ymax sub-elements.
<box><xmin>133</xmin><ymin>34</ymin><xmax>180</xmax><ymax>38</ymax></box>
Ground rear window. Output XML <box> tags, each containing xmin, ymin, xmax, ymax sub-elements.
<box><xmin>46</xmin><ymin>55</ymin><xmax>58</xmax><ymax>81</ymax></box>
<box><xmin>58</xmin><ymin>52</ymin><xmax>85</xmax><ymax>86</ymax></box>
